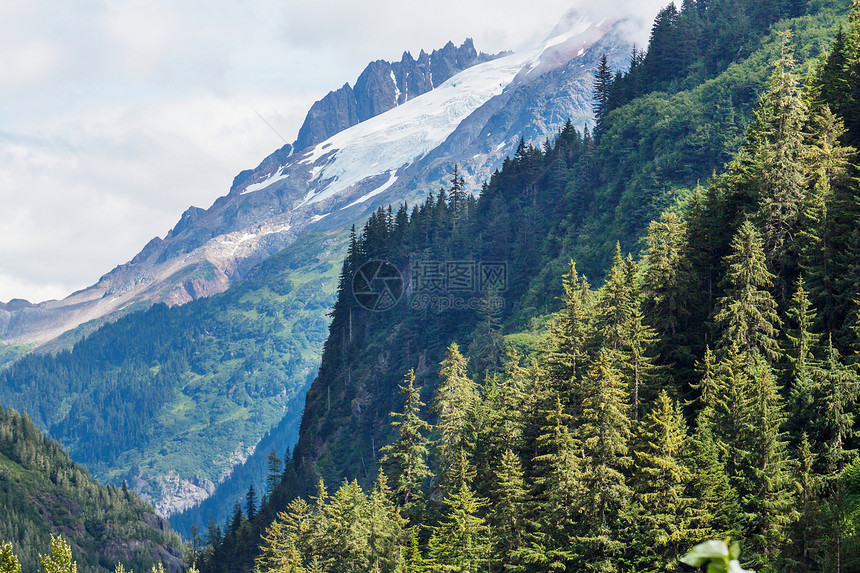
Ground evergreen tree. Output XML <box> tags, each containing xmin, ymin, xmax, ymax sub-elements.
<box><xmin>797</xmin><ymin>107</ymin><xmax>857</xmax><ymax>336</ymax></box>
<box><xmin>426</xmin><ymin>480</ymin><xmax>489</xmax><ymax>573</ymax></box>
<box><xmin>748</xmin><ymin>32</ymin><xmax>808</xmax><ymax>282</ymax></box>
<box><xmin>712</xmin><ymin>347</ymin><xmax>754</xmax><ymax>495</ymax></box>
<box><xmin>405</xmin><ymin>530</ymin><xmax>425</xmax><ymax>573</ymax></box>
<box><xmin>39</xmin><ymin>536</ymin><xmax>76</xmax><ymax>573</ymax></box>
<box><xmin>713</xmin><ymin>221</ymin><xmax>782</xmax><ymax>362</ymax></box>
<box><xmin>688</xmin><ymin>407</ymin><xmax>739</xmax><ymax>542</ymax></box>
<box><xmin>574</xmin><ymin>349</ymin><xmax>632</xmax><ymax>570</ymax></box>
<box><xmin>488</xmin><ymin>449</ymin><xmax>527</xmax><ymax>572</ymax></box>
<box><xmin>544</xmin><ymin>260</ymin><xmax>593</xmax><ymax>396</ymax></box>
<box><xmin>519</xmin><ymin>396</ymin><xmax>580</xmax><ymax>571</ymax></box>
<box><xmin>642</xmin><ymin>212</ymin><xmax>692</xmax><ymax>344</ymax></box>
<box><xmin>266</xmin><ymin>449</ymin><xmax>283</xmax><ymax>497</ymax></box>
<box><xmin>366</xmin><ymin>470</ymin><xmax>406</xmax><ymax>573</ymax></box>
<box><xmin>380</xmin><ymin>370</ymin><xmax>432</xmax><ymax>518</ymax></box>
<box><xmin>813</xmin><ymin>335</ymin><xmax>859</xmax><ymax>473</ymax></box>
<box><xmin>624</xmin><ymin>300</ymin><xmax>661</xmax><ymax>421</ymax></box>
<box><xmin>434</xmin><ymin>343</ymin><xmax>478</xmax><ymax>494</ymax></box>
<box><xmin>631</xmin><ymin>391</ymin><xmax>698</xmax><ymax>571</ymax></box>
<box><xmin>246</xmin><ymin>485</ymin><xmax>258</xmax><ymax>521</ymax></box>
<box><xmin>594</xmin><ymin>244</ymin><xmax>634</xmax><ymax>354</ymax></box>
<box><xmin>322</xmin><ymin>480</ymin><xmax>370</xmax><ymax>571</ymax></box>
<box><xmin>593</xmin><ymin>54</ymin><xmax>613</xmax><ymax>135</ymax></box>
<box><xmin>782</xmin><ymin>434</ymin><xmax>824</xmax><ymax>570</ymax></box>
<box><xmin>740</xmin><ymin>352</ymin><xmax>795</xmax><ymax>566</ymax></box>
<box><xmin>691</xmin><ymin>346</ymin><xmax>723</xmax><ymax>412</ymax></box>
<box><xmin>0</xmin><ymin>543</ymin><xmax>20</xmax><ymax>573</ymax></box>
<box><xmin>785</xmin><ymin>278</ymin><xmax>821</xmax><ymax>438</ymax></box>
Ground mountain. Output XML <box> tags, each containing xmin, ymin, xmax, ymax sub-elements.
<box><xmin>0</xmin><ymin>405</ymin><xmax>185</xmax><ymax>573</ymax></box>
<box><xmin>291</xmin><ymin>39</ymin><xmax>497</xmax><ymax>152</ymax></box>
<box><xmin>0</xmin><ymin>12</ymin><xmax>633</xmax><ymax>519</ymax></box>
<box><xmin>0</xmin><ymin>231</ymin><xmax>340</xmax><ymax>518</ymax></box>
<box><xmin>0</xmin><ymin>15</ymin><xmax>630</xmax><ymax>349</ymax></box>
<box><xmin>195</xmin><ymin>1</ymin><xmax>859</xmax><ymax>571</ymax></box>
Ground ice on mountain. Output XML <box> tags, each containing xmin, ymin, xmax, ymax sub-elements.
<box><xmin>242</xmin><ymin>167</ymin><xmax>288</xmax><ymax>194</ymax></box>
<box><xmin>342</xmin><ymin>171</ymin><xmax>399</xmax><ymax>210</ymax></box>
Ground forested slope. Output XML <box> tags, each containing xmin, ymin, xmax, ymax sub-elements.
<box><xmin>196</xmin><ymin>1</ymin><xmax>860</xmax><ymax>571</ymax></box>
<box><xmin>0</xmin><ymin>406</ymin><xmax>184</xmax><ymax>573</ymax></box>
<box><xmin>0</xmin><ymin>231</ymin><xmax>343</xmax><ymax>515</ymax></box>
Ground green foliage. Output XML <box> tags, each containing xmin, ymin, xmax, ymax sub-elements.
<box><xmin>713</xmin><ymin>222</ymin><xmax>783</xmax><ymax>361</ymax></box>
<box><xmin>39</xmin><ymin>535</ymin><xmax>76</xmax><ymax>573</ymax></box>
<box><xmin>199</xmin><ymin>2</ymin><xmax>860</xmax><ymax>572</ymax></box>
<box><xmin>0</xmin><ymin>407</ymin><xmax>182</xmax><ymax>573</ymax></box>
<box><xmin>680</xmin><ymin>539</ymin><xmax>754</xmax><ymax>573</ymax></box>
<box><xmin>0</xmin><ymin>543</ymin><xmax>21</xmax><ymax>573</ymax></box>
<box><xmin>379</xmin><ymin>371</ymin><xmax>432</xmax><ymax>517</ymax></box>
<box><xmin>0</xmin><ymin>231</ymin><xmax>342</xmax><ymax>531</ymax></box>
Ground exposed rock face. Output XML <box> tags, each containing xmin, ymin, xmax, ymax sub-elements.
<box><xmin>293</xmin><ymin>85</ymin><xmax>360</xmax><ymax>156</ymax></box>
<box><xmin>142</xmin><ymin>513</ymin><xmax>172</xmax><ymax>534</ymax></box>
<box><xmin>136</xmin><ymin>471</ymin><xmax>218</xmax><ymax>517</ymax></box>
<box><xmin>293</xmin><ymin>39</ymin><xmax>493</xmax><ymax>152</ymax></box>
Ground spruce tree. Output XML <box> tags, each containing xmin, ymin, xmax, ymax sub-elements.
<box><xmin>519</xmin><ymin>396</ymin><xmax>580</xmax><ymax>570</ymax></box>
<box><xmin>713</xmin><ymin>221</ymin><xmax>782</xmax><ymax>362</ymax></box>
<box><xmin>425</xmin><ymin>474</ymin><xmax>489</xmax><ymax>572</ymax></box>
<box><xmin>434</xmin><ymin>343</ymin><xmax>478</xmax><ymax>494</ymax></box>
<box><xmin>266</xmin><ymin>449</ymin><xmax>283</xmax><ymax>497</ymax></box>
<box><xmin>642</xmin><ymin>212</ymin><xmax>692</xmax><ymax>342</ymax></box>
<box><xmin>574</xmin><ymin>349</ymin><xmax>632</xmax><ymax>570</ymax></box>
<box><xmin>712</xmin><ymin>347</ymin><xmax>754</xmax><ymax>494</ymax></box>
<box><xmin>39</xmin><ymin>536</ymin><xmax>76</xmax><ymax>573</ymax></box>
<box><xmin>797</xmin><ymin>108</ymin><xmax>857</xmax><ymax>335</ymax></box>
<box><xmin>740</xmin><ymin>352</ymin><xmax>795</xmax><ymax>566</ymax></box>
<box><xmin>380</xmin><ymin>370</ymin><xmax>432</xmax><ymax>518</ymax></box>
<box><xmin>594</xmin><ymin>244</ymin><xmax>634</xmax><ymax>354</ymax></box>
<box><xmin>785</xmin><ymin>278</ymin><xmax>821</xmax><ymax>438</ymax></box>
<box><xmin>624</xmin><ymin>300</ymin><xmax>661</xmax><ymax>421</ymax></box>
<box><xmin>488</xmin><ymin>448</ymin><xmax>527</xmax><ymax>572</ymax></box>
<box><xmin>593</xmin><ymin>54</ymin><xmax>614</xmax><ymax>136</ymax></box>
<box><xmin>748</xmin><ymin>31</ymin><xmax>808</xmax><ymax>282</ymax></box>
<box><xmin>323</xmin><ymin>480</ymin><xmax>370</xmax><ymax>571</ymax></box>
<box><xmin>367</xmin><ymin>470</ymin><xmax>406</xmax><ymax>572</ymax></box>
<box><xmin>246</xmin><ymin>485</ymin><xmax>258</xmax><ymax>521</ymax></box>
<box><xmin>813</xmin><ymin>335</ymin><xmax>859</xmax><ymax>473</ymax></box>
<box><xmin>782</xmin><ymin>434</ymin><xmax>824</xmax><ymax>570</ymax></box>
<box><xmin>0</xmin><ymin>543</ymin><xmax>20</xmax><ymax>573</ymax></box>
<box><xmin>631</xmin><ymin>391</ymin><xmax>698</xmax><ymax>571</ymax></box>
<box><xmin>545</xmin><ymin>260</ymin><xmax>593</xmax><ymax>396</ymax></box>
<box><xmin>688</xmin><ymin>407</ymin><xmax>739</xmax><ymax>542</ymax></box>
<box><xmin>691</xmin><ymin>346</ymin><xmax>723</xmax><ymax>412</ymax></box>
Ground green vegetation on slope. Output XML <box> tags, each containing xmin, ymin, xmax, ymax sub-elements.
<box><xmin>197</xmin><ymin>0</ymin><xmax>860</xmax><ymax>571</ymax></box>
<box><xmin>0</xmin><ymin>231</ymin><xmax>344</xmax><ymax>509</ymax></box>
<box><xmin>0</xmin><ymin>406</ymin><xmax>183</xmax><ymax>573</ymax></box>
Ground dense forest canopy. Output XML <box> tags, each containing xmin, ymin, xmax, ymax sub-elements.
<box><xmin>0</xmin><ymin>406</ymin><xmax>183</xmax><ymax>573</ymax></box>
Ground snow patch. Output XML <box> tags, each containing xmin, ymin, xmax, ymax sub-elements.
<box><xmin>391</xmin><ymin>70</ymin><xmax>401</xmax><ymax>105</ymax></box>
<box><xmin>342</xmin><ymin>171</ymin><xmax>399</xmax><ymax>210</ymax></box>
<box><xmin>242</xmin><ymin>167</ymin><xmax>287</xmax><ymax>194</ymax></box>
<box><xmin>297</xmin><ymin>45</ymin><xmax>544</xmax><ymax>207</ymax></box>
<box><xmin>309</xmin><ymin>213</ymin><xmax>330</xmax><ymax>223</ymax></box>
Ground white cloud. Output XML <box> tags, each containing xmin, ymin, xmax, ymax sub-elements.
<box><xmin>0</xmin><ymin>0</ymin><xmax>665</xmax><ymax>303</ymax></box>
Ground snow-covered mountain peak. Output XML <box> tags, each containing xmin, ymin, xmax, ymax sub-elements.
<box><xmin>242</xmin><ymin>15</ymin><xmax>617</xmax><ymax>210</ymax></box>
<box><xmin>2</xmin><ymin>12</ymin><xmax>634</xmax><ymax>348</ymax></box>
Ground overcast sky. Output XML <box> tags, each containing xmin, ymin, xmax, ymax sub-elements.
<box><xmin>0</xmin><ymin>0</ymin><xmax>664</xmax><ymax>304</ymax></box>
